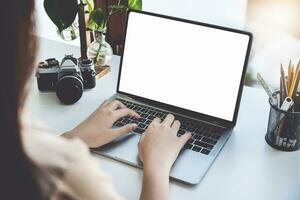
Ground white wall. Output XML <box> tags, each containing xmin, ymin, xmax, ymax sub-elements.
<box><xmin>35</xmin><ymin>0</ymin><xmax>248</xmax><ymax>44</ymax></box>
<box><xmin>35</xmin><ymin>0</ymin><xmax>80</xmax><ymax>46</ymax></box>
<box><xmin>142</xmin><ymin>0</ymin><xmax>247</xmax><ymax>29</ymax></box>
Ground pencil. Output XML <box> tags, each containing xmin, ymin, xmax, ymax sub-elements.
<box><xmin>292</xmin><ymin>61</ymin><xmax>300</xmax><ymax>97</ymax></box>
<box><xmin>290</xmin><ymin>65</ymin><xmax>294</xmax><ymax>91</ymax></box>
<box><xmin>288</xmin><ymin>61</ymin><xmax>300</xmax><ymax>97</ymax></box>
<box><xmin>280</xmin><ymin>64</ymin><xmax>288</xmax><ymax>98</ymax></box>
<box><xmin>288</xmin><ymin>64</ymin><xmax>291</xmax><ymax>91</ymax></box>
<box><xmin>296</xmin><ymin>60</ymin><xmax>300</xmax><ymax>74</ymax></box>
<box><xmin>280</xmin><ymin>77</ymin><xmax>283</xmax><ymax>105</ymax></box>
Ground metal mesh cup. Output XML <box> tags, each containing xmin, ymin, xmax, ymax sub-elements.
<box><xmin>265</xmin><ymin>95</ymin><xmax>300</xmax><ymax>151</ymax></box>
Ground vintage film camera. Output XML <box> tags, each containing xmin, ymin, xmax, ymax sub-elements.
<box><xmin>36</xmin><ymin>55</ymin><xmax>96</xmax><ymax>105</ymax></box>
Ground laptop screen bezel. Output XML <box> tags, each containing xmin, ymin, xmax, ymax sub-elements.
<box><xmin>116</xmin><ymin>10</ymin><xmax>252</xmax><ymax>127</ymax></box>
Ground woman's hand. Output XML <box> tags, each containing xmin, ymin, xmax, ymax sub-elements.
<box><xmin>138</xmin><ymin>114</ymin><xmax>191</xmax><ymax>200</ymax></box>
<box><xmin>63</xmin><ymin>100</ymin><xmax>140</xmax><ymax>148</ymax></box>
<box><xmin>138</xmin><ymin>114</ymin><xmax>191</xmax><ymax>171</ymax></box>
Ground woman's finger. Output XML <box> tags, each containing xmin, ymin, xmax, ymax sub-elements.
<box><xmin>110</xmin><ymin>123</ymin><xmax>138</xmax><ymax>137</ymax></box>
<box><xmin>152</xmin><ymin>117</ymin><xmax>161</xmax><ymax>124</ymax></box>
<box><xmin>171</xmin><ymin>120</ymin><xmax>181</xmax><ymax>132</ymax></box>
<box><xmin>107</xmin><ymin>100</ymin><xmax>126</xmax><ymax>110</ymax></box>
<box><xmin>178</xmin><ymin>132</ymin><xmax>192</xmax><ymax>148</ymax></box>
<box><xmin>161</xmin><ymin>114</ymin><xmax>175</xmax><ymax>127</ymax></box>
<box><xmin>114</xmin><ymin>108</ymin><xmax>140</xmax><ymax>119</ymax></box>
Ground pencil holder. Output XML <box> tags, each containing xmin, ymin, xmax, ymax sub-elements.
<box><xmin>265</xmin><ymin>95</ymin><xmax>300</xmax><ymax>151</ymax></box>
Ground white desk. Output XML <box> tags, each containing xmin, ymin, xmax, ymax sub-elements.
<box><xmin>25</xmin><ymin>38</ymin><xmax>300</xmax><ymax>200</ymax></box>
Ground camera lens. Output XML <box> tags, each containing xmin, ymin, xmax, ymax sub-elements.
<box><xmin>56</xmin><ymin>76</ymin><xmax>83</xmax><ymax>105</ymax></box>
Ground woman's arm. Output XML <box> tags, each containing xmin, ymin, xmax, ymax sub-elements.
<box><xmin>140</xmin><ymin>164</ymin><xmax>170</xmax><ymax>200</ymax></box>
<box><xmin>61</xmin><ymin>138</ymin><xmax>125</xmax><ymax>200</ymax></box>
<box><xmin>138</xmin><ymin>115</ymin><xmax>191</xmax><ymax>200</ymax></box>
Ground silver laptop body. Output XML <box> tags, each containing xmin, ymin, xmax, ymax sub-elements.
<box><xmin>92</xmin><ymin>10</ymin><xmax>252</xmax><ymax>185</ymax></box>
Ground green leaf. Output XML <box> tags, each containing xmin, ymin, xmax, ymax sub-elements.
<box><xmin>128</xmin><ymin>0</ymin><xmax>142</xmax><ymax>10</ymax></box>
<box><xmin>44</xmin><ymin>0</ymin><xmax>78</xmax><ymax>32</ymax></box>
<box><xmin>82</xmin><ymin>0</ymin><xmax>94</xmax><ymax>13</ymax></box>
<box><xmin>87</xmin><ymin>8</ymin><xmax>106</xmax><ymax>30</ymax></box>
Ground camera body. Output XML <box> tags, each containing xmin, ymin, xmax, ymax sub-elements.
<box><xmin>36</xmin><ymin>55</ymin><xmax>96</xmax><ymax>105</ymax></box>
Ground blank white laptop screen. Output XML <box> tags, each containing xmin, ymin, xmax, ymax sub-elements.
<box><xmin>119</xmin><ymin>12</ymin><xmax>250</xmax><ymax>121</ymax></box>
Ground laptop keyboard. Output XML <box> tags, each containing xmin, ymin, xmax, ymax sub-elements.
<box><xmin>113</xmin><ymin>99</ymin><xmax>225</xmax><ymax>155</ymax></box>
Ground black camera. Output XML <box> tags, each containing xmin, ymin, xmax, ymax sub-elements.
<box><xmin>36</xmin><ymin>55</ymin><xmax>96</xmax><ymax>105</ymax></box>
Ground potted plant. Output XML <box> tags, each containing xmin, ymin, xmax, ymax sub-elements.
<box><xmin>44</xmin><ymin>0</ymin><xmax>142</xmax><ymax>65</ymax></box>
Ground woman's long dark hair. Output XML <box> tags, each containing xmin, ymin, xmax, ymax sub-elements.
<box><xmin>0</xmin><ymin>0</ymin><xmax>50</xmax><ymax>199</ymax></box>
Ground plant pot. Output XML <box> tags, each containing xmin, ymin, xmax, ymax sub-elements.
<box><xmin>87</xmin><ymin>30</ymin><xmax>113</xmax><ymax>66</ymax></box>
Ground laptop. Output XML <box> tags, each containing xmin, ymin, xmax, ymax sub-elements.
<box><xmin>92</xmin><ymin>10</ymin><xmax>252</xmax><ymax>185</ymax></box>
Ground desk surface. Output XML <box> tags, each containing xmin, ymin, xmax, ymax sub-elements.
<box><xmin>25</xmin><ymin>38</ymin><xmax>300</xmax><ymax>200</ymax></box>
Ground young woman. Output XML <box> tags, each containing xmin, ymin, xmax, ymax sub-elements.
<box><xmin>0</xmin><ymin>0</ymin><xmax>191</xmax><ymax>199</ymax></box>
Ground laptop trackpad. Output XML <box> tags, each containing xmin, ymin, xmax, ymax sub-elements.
<box><xmin>92</xmin><ymin>133</ymin><xmax>142</xmax><ymax>167</ymax></box>
<box><xmin>92</xmin><ymin>132</ymin><xmax>211</xmax><ymax>185</ymax></box>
